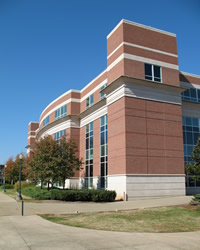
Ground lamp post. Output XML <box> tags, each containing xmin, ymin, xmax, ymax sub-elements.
<box><xmin>17</xmin><ymin>154</ymin><xmax>23</xmax><ymax>200</ymax></box>
<box><xmin>3</xmin><ymin>164</ymin><xmax>7</xmax><ymax>192</ymax></box>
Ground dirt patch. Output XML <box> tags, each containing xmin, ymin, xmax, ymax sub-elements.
<box><xmin>172</xmin><ymin>203</ymin><xmax>199</xmax><ymax>211</ymax></box>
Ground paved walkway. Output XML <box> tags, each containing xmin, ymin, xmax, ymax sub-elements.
<box><xmin>0</xmin><ymin>192</ymin><xmax>193</xmax><ymax>216</ymax></box>
<box><xmin>0</xmin><ymin>192</ymin><xmax>200</xmax><ymax>249</ymax></box>
<box><xmin>1</xmin><ymin>214</ymin><xmax>200</xmax><ymax>250</ymax></box>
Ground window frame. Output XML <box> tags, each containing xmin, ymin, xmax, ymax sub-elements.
<box><xmin>55</xmin><ymin>104</ymin><xmax>67</xmax><ymax>120</ymax></box>
<box><xmin>144</xmin><ymin>63</ymin><xmax>161</xmax><ymax>83</ymax></box>
<box><xmin>43</xmin><ymin>115</ymin><xmax>49</xmax><ymax>127</ymax></box>
<box><xmin>100</xmin><ymin>83</ymin><xmax>107</xmax><ymax>100</ymax></box>
<box><xmin>86</xmin><ymin>94</ymin><xmax>94</xmax><ymax>109</ymax></box>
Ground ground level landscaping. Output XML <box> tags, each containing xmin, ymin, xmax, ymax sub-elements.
<box><xmin>0</xmin><ymin>184</ymin><xmax>116</xmax><ymax>202</ymax></box>
<box><xmin>42</xmin><ymin>205</ymin><xmax>200</xmax><ymax>233</ymax></box>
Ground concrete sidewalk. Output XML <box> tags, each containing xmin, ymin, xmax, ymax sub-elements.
<box><xmin>0</xmin><ymin>215</ymin><xmax>200</xmax><ymax>250</ymax></box>
<box><xmin>0</xmin><ymin>192</ymin><xmax>193</xmax><ymax>216</ymax></box>
<box><xmin>0</xmin><ymin>192</ymin><xmax>200</xmax><ymax>250</ymax></box>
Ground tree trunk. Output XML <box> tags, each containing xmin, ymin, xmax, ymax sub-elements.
<box><xmin>47</xmin><ymin>182</ymin><xmax>50</xmax><ymax>191</ymax></box>
<box><xmin>63</xmin><ymin>177</ymin><xmax>66</xmax><ymax>189</ymax></box>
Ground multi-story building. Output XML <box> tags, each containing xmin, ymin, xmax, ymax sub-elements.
<box><xmin>27</xmin><ymin>20</ymin><xmax>200</xmax><ymax>200</ymax></box>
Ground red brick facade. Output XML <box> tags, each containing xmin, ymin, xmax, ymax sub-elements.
<box><xmin>27</xmin><ymin>20</ymin><xmax>200</xmax><ymax>199</ymax></box>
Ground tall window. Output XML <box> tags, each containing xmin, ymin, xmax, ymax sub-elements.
<box><xmin>86</xmin><ymin>94</ymin><xmax>94</xmax><ymax>109</ymax></box>
<box><xmin>145</xmin><ymin>63</ymin><xmax>161</xmax><ymax>82</ymax></box>
<box><xmin>100</xmin><ymin>83</ymin><xmax>107</xmax><ymax>100</ymax></box>
<box><xmin>55</xmin><ymin>104</ymin><xmax>67</xmax><ymax>120</ymax></box>
<box><xmin>100</xmin><ymin>115</ymin><xmax>108</xmax><ymax>189</ymax></box>
<box><xmin>85</xmin><ymin>122</ymin><xmax>93</xmax><ymax>188</ymax></box>
<box><xmin>43</xmin><ymin>116</ymin><xmax>49</xmax><ymax>127</ymax></box>
<box><xmin>54</xmin><ymin>129</ymin><xmax>66</xmax><ymax>141</ymax></box>
<box><xmin>182</xmin><ymin>116</ymin><xmax>200</xmax><ymax>165</ymax></box>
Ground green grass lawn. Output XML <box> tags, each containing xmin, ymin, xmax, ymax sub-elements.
<box><xmin>0</xmin><ymin>187</ymin><xmax>41</xmax><ymax>203</ymax></box>
<box><xmin>42</xmin><ymin>206</ymin><xmax>200</xmax><ymax>233</ymax></box>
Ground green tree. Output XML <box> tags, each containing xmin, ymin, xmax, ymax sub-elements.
<box><xmin>56</xmin><ymin>136</ymin><xmax>83</xmax><ymax>189</ymax></box>
<box><xmin>27</xmin><ymin>135</ymin><xmax>82</xmax><ymax>189</ymax></box>
<box><xmin>27</xmin><ymin>136</ymin><xmax>59</xmax><ymax>188</ymax></box>
<box><xmin>185</xmin><ymin>137</ymin><xmax>200</xmax><ymax>180</ymax></box>
<box><xmin>5</xmin><ymin>154</ymin><xmax>26</xmax><ymax>184</ymax></box>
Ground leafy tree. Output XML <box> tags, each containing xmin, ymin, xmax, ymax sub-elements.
<box><xmin>5</xmin><ymin>157</ymin><xmax>16</xmax><ymax>184</ymax></box>
<box><xmin>27</xmin><ymin>136</ymin><xmax>58</xmax><ymax>188</ymax></box>
<box><xmin>5</xmin><ymin>154</ymin><xmax>26</xmax><ymax>184</ymax></box>
<box><xmin>185</xmin><ymin>137</ymin><xmax>200</xmax><ymax>180</ymax></box>
<box><xmin>56</xmin><ymin>136</ymin><xmax>83</xmax><ymax>189</ymax></box>
<box><xmin>27</xmin><ymin>135</ymin><xmax>82</xmax><ymax>189</ymax></box>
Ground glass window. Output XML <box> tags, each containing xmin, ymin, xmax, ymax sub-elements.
<box><xmin>43</xmin><ymin>116</ymin><xmax>49</xmax><ymax>127</ymax></box>
<box><xmin>100</xmin><ymin>114</ymin><xmax>108</xmax><ymax>189</ymax></box>
<box><xmin>182</xmin><ymin>115</ymin><xmax>200</xmax><ymax>166</ymax></box>
<box><xmin>90</xmin><ymin>94</ymin><xmax>94</xmax><ymax>105</ymax></box>
<box><xmin>193</xmin><ymin>118</ymin><xmax>199</xmax><ymax>127</ymax></box>
<box><xmin>145</xmin><ymin>64</ymin><xmax>161</xmax><ymax>82</ymax></box>
<box><xmin>182</xmin><ymin>88</ymin><xmax>200</xmax><ymax>103</ymax></box>
<box><xmin>54</xmin><ymin>129</ymin><xmax>66</xmax><ymax>142</ymax></box>
<box><xmin>85</xmin><ymin>121</ymin><xmax>93</xmax><ymax>188</ymax></box>
<box><xmin>100</xmin><ymin>83</ymin><xmax>107</xmax><ymax>99</ymax></box>
<box><xmin>154</xmin><ymin>65</ymin><xmax>161</xmax><ymax>82</ymax></box>
<box><xmin>55</xmin><ymin>104</ymin><xmax>67</xmax><ymax>120</ymax></box>
<box><xmin>145</xmin><ymin>64</ymin><xmax>152</xmax><ymax>80</ymax></box>
<box><xmin>86</xmin><ymin>97</ymin><xmax>90</xmax><ymax>108</ymax></box>
<box><xmin>190</xmin><ymin>89</ymin><xmax>197</xmax><ymax>99</ymax></box>
<box><xmin>86</xmin><ymin>94</ymin><xmax>94</xmax><ymax>109</ymax></box>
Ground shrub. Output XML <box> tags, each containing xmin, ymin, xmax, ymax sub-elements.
<box><xmin>20</xmin><ymin>186</ymin><xmax>116</xmax><ymax>202</ymax></box>
<box><xmin>22</xmin><ymin>186</ymin><xmax>51</xmax><ymax>200</ymax></box>
<box><xmin>91</xmin><ymin>190</ymin><xmax>117</xmax><ymax>202</ymax></box>
<box><xmin>1</xmin><ymin>184</ymin><xmax>14</xmax><ymax>189</ymax></box>
<box><xmin>51</xmin><ymin>189</ymin><xmax>116</xmax><ymax>202</ymax></box>
<box><xmin>193</xmin><ymin>194</ymin><xmax>200</xmax><ymax>202</ymax></box>
<box><xmin>14</xmin><ymin>181</ymin><xmax>32</xmax><ymax>191</ymax></box>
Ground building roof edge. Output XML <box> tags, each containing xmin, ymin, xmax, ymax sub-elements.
<box><xmin>107</xmin><ymin>19</ymin><xmax>176</xmax><ymax>39</ymax></box>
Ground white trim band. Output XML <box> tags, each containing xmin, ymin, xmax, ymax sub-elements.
<box><xmin>107</xmin><ymin>53</ymin><xmax>179</xmax><ymax>72</ymax></box>
<box><xmin>107</xmin><ymin>19</ymin><xmax>176</xmax><ymax>39</ymax></box>
<box><xmin>107</xmin><ymin>41</ymin><xmax>178</xmax><ymax>59</ymax></box>
<box><xmin>28</xmin><ymin>136</ymin><xmax>36</xmax><ymax>139</ymax></box>
<box><xmin>181</xmin><ymin>71</ymin><xmax>200</xmax><ymax>79</ymax></box>
<box><xmin>80</xmin><ymin>106</ymin><xmax>107</xmax><ymax>128</ymax></box>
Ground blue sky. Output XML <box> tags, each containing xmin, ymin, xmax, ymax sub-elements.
<box><xmin>0</xmin><ymin>0</ymin><xmax>199</xmax><ymax>163</ymax></box>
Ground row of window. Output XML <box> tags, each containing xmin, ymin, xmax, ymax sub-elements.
<box><xmin>43</xmin><ymin>63</ymin><xmax>161</xmax><ymax>128</ymax></box>
<box><xmin>85</xmin><ymin>84</ymin><xmax>107</xmax><ymax>109</ymax></box>
<box><xmin>85</xmin><ymin>64</ymin><xmax>161</xmax><ymax>111</ymax></box>
<box><xmin>42</xmin><ymin>104</ymin><xmax>67</xmax><ymax>128</ymax></box>
<box><xmin>181</xmin><ymin>88</ymin><xmax>200</xmax><ymax>103</ymax></box>
<box><xmin>186</xmin><ymin>176</ymin><xmax>200</xmax><ymax>187</ymax></box>
<box><xmin>55</xmin><ymin>104</ymin><xmax>67</xmax><ymax>120</ymax></box>
<box><xmin>54</xmin><ymin>129</ymin><xmax>66</xmax><ymax>141</ymax></box>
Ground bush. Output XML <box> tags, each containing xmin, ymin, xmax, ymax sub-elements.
<box><xmin>22</xmin><ymin>186</ymin><xmax>51</xmax><ymax>200</ymax></box>
<box><xmin>0</xmin><ymin>184</ymin><xmax>14</xmax><ymax>189</ymax></box>
<box><xmin>91</xmin><ymin>190</ymin><xmax>117</xmax><ymax>202</ymax></box>
<box><xmin>193</xmin><ymin>194</ymin><xmax>200</xmax><ymax>202</ymax></box>
<box><xmin>14</xmin><ymin>181</ymin><xmax>32</xmax><ymax>191</ymax></box>
<box><xmin>20</xmin><ymin>186</ymin><xmax>116</xmax><ymax>202</ymax></box>
<box><xmin>51</xmin><ymin>189</ymin><xmax>116</xmax><ymax>202</ymax></box>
